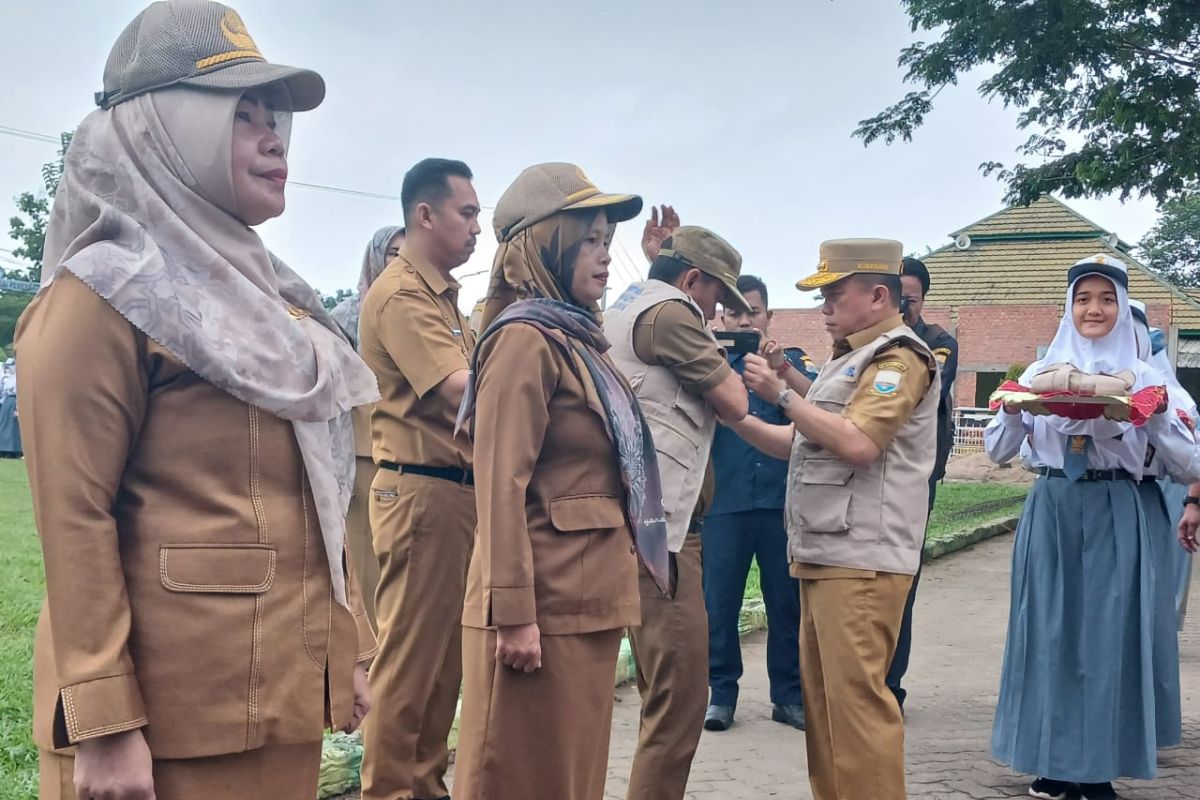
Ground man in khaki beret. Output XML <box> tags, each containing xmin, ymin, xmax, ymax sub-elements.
<box><xmin>729</xmin><ymin>239</ymin><xmax>939</xmax><ymax>800</ymax></box>
<box><xmin>604</xmin><ymin>224</ymin><xmax>751</xmax><ymax>800</ymax></box>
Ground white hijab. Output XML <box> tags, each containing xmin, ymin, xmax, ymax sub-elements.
<box><xmin>1022</xmin><ymin>256</ymin><xmax>1165</xmax><ymax>436</ymax></box>
<box><xmin>1131</xmin><ymin>299</ymin><xmax>1195</xmax><ymax>413</ymax></box>
<box><xmin>40</xmin><ymin>87</ymin><xmax>380</xmax><ymax>606</ymax></box>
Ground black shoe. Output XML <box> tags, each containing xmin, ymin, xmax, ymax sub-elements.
<box><xmin>1029</xmin><ymin>778</ymin><xmax>1070</xmax><ymax>800</ymax></box>
<box><xmin>771</xmin><ymin>703</ymin><xmax>806</xmax><ymax>731</ymax></box>
<box><xmin>1079</xmin><ymin>783</ymin><xmax>1117</xmax><ymax>800</ymax></box>
<box><xmin>703</xmin><ymin>704</ymin><xmax>734</xmax><ymax>731</ymax></box>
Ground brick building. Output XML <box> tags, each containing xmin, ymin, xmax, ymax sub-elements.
<box><xmin>769</xmin><ymin>197</ymin><xmax>1200</xmax><ymax>409</ymax></box>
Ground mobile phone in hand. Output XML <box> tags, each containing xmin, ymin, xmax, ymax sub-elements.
<box><xmin>715</xmin><ymin>330</ymin><xmax>762</xmax><ymax>355</ymax></box>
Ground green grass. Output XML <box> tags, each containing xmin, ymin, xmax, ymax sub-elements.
<box><xmin>926</xmin><ymin>481</ymin><xmax>1028</xmax><ymax>543</ymax></box>
<box><xmin>0</xmin><ymin>459</ymin><xmax>40</xmax><ymax>800</ymax></box>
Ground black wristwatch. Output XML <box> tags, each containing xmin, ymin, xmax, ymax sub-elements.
<box><xmin>1184</xmin><ymin>496</ymin><xmax>1200</xmax><ymax>508</ymax></box>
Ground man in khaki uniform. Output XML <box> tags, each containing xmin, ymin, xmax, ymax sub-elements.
<box><xmin>358</xmin><ymin>158</ymin><xmax>481</xmax><ymax>800</ymax></box>
<box><xmin>734</xmin><ymin>239</ymin><xmax>939</xmax><ymax>800</ymax></box>
<box><xmin>605</xmin><ymin>227</ymin><xmax>751</xmax><ymax>800</ymax></box>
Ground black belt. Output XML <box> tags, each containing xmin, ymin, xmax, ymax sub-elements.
<box><xmin>1040</xmin><ymin>467</ymin><xmax>1136</xmax><ymax>482</ymax></box>
<box><xmin>379</xmin><ymin>461</ymin><xmax>474</xmax><ymax>486</ymax></box>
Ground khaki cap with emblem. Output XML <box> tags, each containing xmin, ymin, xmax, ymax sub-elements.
<box><xmin>96</xmin><ymin>0</ymin><xmax>325</xmax><ymax>111</ymax></box>
<box><xmin>796</xmin><ymin>238</ymin><xmax>904</xmax><ymax>290</ymax></box>
<box><xmin>659</xmin><ymin>226</ymin><xmax>750</xmax><ymax>312</ymax></box>
<box><xmin>493</xmin><ymin>162</ymin><xmax>643</xmax><ymax>242</ymax></box>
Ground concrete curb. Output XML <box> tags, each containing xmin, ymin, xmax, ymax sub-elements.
<box><xmin>923</xmin><ymin>516</ymin><xmax>1018</xmax><ymax>562</ymax></box>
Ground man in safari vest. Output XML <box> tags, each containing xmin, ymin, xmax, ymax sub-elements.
<box><xmin>605</xmin><ymin>226</ymin><xmax>751</xmax><ymax>800</ymax></box>
<box><xmin>731</xmin><ymin>239</ymin><xmax>939</xmax><ymax>800</ymax></box>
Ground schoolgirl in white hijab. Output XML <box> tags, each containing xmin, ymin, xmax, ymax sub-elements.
<box><xmin>986</xmin><ymin>256</ymin><xmax>1196</xmax><ymax>477</ymax></box>
<box><xmin>987</xmin><ymin>256</ymin><xmax>1200</xmax><ymax>800</ymax></box>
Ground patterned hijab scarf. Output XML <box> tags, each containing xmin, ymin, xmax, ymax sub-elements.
<box><xmin>39</xmin><ymin>86</ymin><xmax>379</xmax><ymax>606</ymax></box>
<box><xmin>459</xmin><ymin>210</ymin><xmax>671</xmax><ymax>595</ymax></box>
<box><xmin>330</xmin><ymin>225</ymin><xmax>404</xmax><ymax>348</ymax></box>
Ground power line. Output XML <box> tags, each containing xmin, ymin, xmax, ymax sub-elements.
<box><xmin>0</xmin><ymin>122</ymin><xmax>502</xmax><ymax>208</ymax></box>
<box><xmin>0</xmin><ymin>125</ymin><xmax>59</xmax><ymax>145</ymax></box>
<box><xmin>613</xmin><ymin>236</ymin><xmax>645</xmax><ymax>285</ymax></box>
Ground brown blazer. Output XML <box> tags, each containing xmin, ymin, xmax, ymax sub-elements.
<box><xmin>462</xmin><ymin>322</ymin><xmax>640</xmax><ymax>636</ymax></box>
<box><xmin>16</xmin><ymin>274</ymin><xmax>376</xmax><ymax>760</ymax></box>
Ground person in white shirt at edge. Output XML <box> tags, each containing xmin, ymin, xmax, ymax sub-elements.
<box><xmin>1127</xmin><ymin>300</ymin><xmax>1197</xmax><ymax>635</ymax></box>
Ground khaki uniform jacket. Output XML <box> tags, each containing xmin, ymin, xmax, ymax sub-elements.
<box><xmin>16</xmin><ymin>274</ymin><xmax>376</xmax><ymax>760</ymax></box>
<box><xmin>462</xmin><ymin>323</ymin><xmax>641</xmax><ymax>635</ymax></box>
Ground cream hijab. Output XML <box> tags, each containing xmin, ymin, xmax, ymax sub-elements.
<box><xmin>41</xmin><ymin>86</ymin><xmax>379</xmax><ymax>606</ymax></box>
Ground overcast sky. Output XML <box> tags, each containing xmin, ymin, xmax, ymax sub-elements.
<box><xmin>0</xmin><ymin>0</ymin><xmax>1160</xmax><ymax>312</ymax></box>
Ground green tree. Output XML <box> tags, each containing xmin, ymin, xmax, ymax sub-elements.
<box><xmin>1138</xmin><ymin>195</ymin><xmax>1200</xmax><ymax>287</ymax></box>
<box><xmin>855</xmin><ymin>1</ymin><xmax>1200</xmax><ymax>206</ymax></box>
<box><xmin>322</xmin><ymin>288</ymin><xmax>353</xmax><ymax>311</ymax></box>
<box><xmin>7</xmin><ymin>132</ymin><xmax>72</xmax><ymax>283</ymax></box>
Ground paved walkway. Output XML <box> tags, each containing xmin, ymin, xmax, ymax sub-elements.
<box><xmin>352</xmin><ymin>533</ymin><xmax>1199</xmax><ymax>799</ymax></box>
<box><xmin>600</xmin><ymin>534</ymin><xmax>1200</xmax><ymax>799</ymax></box>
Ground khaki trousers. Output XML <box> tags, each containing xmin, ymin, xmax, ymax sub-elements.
<box><xmin>40</xmin><ymin>742</ymin><xmax>322</xmax><ymax>800</ymax></box>
<box><xmin>800</xmin><ymin>570</ymin><xmax>913</xmax><ymax>800</ymax></box>
<box><xmin>346</xmin><ymin>455</ymin><xmax>381</xmax><ymax>632</ymax></box>
<box><xmin>361</xmin><ymin>471</ymin><xmax>475</xmax><ymax>800</ymax></box>
<box><xmin>454</xmin><ymin>627</ymin><xmax>624</xmax><ymax>800</ymax></box>
<box><xmin>626</xmin><ymin>533</ymin><xmax>707</xmax><ymax>800</ymax></box>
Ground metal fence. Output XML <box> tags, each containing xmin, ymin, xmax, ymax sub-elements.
<box><xmin>951</xmin><ymin>406</ymin><xmax>996</xmax><ymax>457</ymax></box>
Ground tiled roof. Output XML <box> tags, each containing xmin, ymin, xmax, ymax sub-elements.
<box><xmin>922</xmin><ymin>197</ymin><xmax>1200</xmax><ymax>329</ymax></box>
<box><xmin>954</xmin><ymin>196</ymin><xmax>1105</xmax><ymax>238</ymax></box>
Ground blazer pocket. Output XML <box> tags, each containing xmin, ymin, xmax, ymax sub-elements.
<box><xmin>796</xmin><ymin>460</ymin><xmax>855</xmax><ymax>535</ymax></box>
<box><xmin>549</xmin><ymin>495</ymin><xmax>626</xmax><ymax>534</ymax></box>
<box><xmin>159</xmin><ymin>544</ymin><xmax>276</xmax><ymax>594</ymax></box>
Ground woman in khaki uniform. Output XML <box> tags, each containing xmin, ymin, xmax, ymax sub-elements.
<box><xmin>454</xmin><ymin>163</ymin><xmax>671</xmax><ymax>800</ymax></box>
<box><xmin>331</xmin><ymin>225</ymin><xmax>405</xmax><ymax>630</ymax></box>
<box><xmin>17</xmin><ymin>3</ymin><xmax>377</xmax><ymax>798</ymax></box>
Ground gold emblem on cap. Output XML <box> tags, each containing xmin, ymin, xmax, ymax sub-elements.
<box><xmin>1095</xmin><ymin>254</ymin><xmax>1106</xmax><ymax>264</ymax></box>
<box><xmin>220</xmin><ymin>10</ymin><xmax>259</xmax><ymax>50</ymax></box>
<box><xmin>818</xmin><ymin>259</ymin><xmax>830</xmax><ymax>273</ymax></box>
<box><xmin>575</xmin><ymin>166</ymin><xmax>597</xmax><ymax>189</ymax></box>
<box><xmin>196</xmin><ymin>10</ymin><xmax>264</xmax><ymax>70</ymax></box>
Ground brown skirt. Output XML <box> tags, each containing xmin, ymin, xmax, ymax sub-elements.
<box><xmin>454</xmin><ymin>627</ymin><xmax>623</xmax><ymax>800</ymax></box>
<box><xmin>39</xmin><ymin>741</ymin><xmax>322</xmax><ymax>800</ymax></box>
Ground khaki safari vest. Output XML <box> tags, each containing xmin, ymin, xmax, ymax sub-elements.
<box><xmin>787</xmin><ymin>325</ymin><xmax>939</xmax><ymax>575</ymax></box>
<box><xmin>605</xmin><ymin>280</ymin><xmax>717</xmax><ymax>552</ymax></box>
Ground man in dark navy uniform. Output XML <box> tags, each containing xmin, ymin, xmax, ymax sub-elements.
<box><xmin>886</xmin><ymin>256</ymin><xmax>960</xmax><ymax>710</ymax></box>
<box><xmin>702</xmin><ymin>274</ymin><xmax>819</xmax><ymax>732</ymax></box>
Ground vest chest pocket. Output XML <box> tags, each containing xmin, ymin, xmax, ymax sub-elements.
<box><xmin>809</xmin><ymin>377</ymin><xmax>857</xmax><ymax>413</ymax></box>
<box><xmin>672</xmin><ymin>386</ymin><xmax>710</xmax><ymax>428</ymax></box>
<box><xmin>795</xmin><ymin>459</ymin><xmax>854</xmax><ymax>535</ymax></box>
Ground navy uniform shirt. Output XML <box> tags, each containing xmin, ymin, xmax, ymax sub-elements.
<box><xmin>708</xmin><ymin>347</ymin><xmax>820</xmax><ymax>516</ymax></box>
<box><xmin>911</xmin><ymin>317</ymin><xmax>959</xmax><ymax>482</ymax></box>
